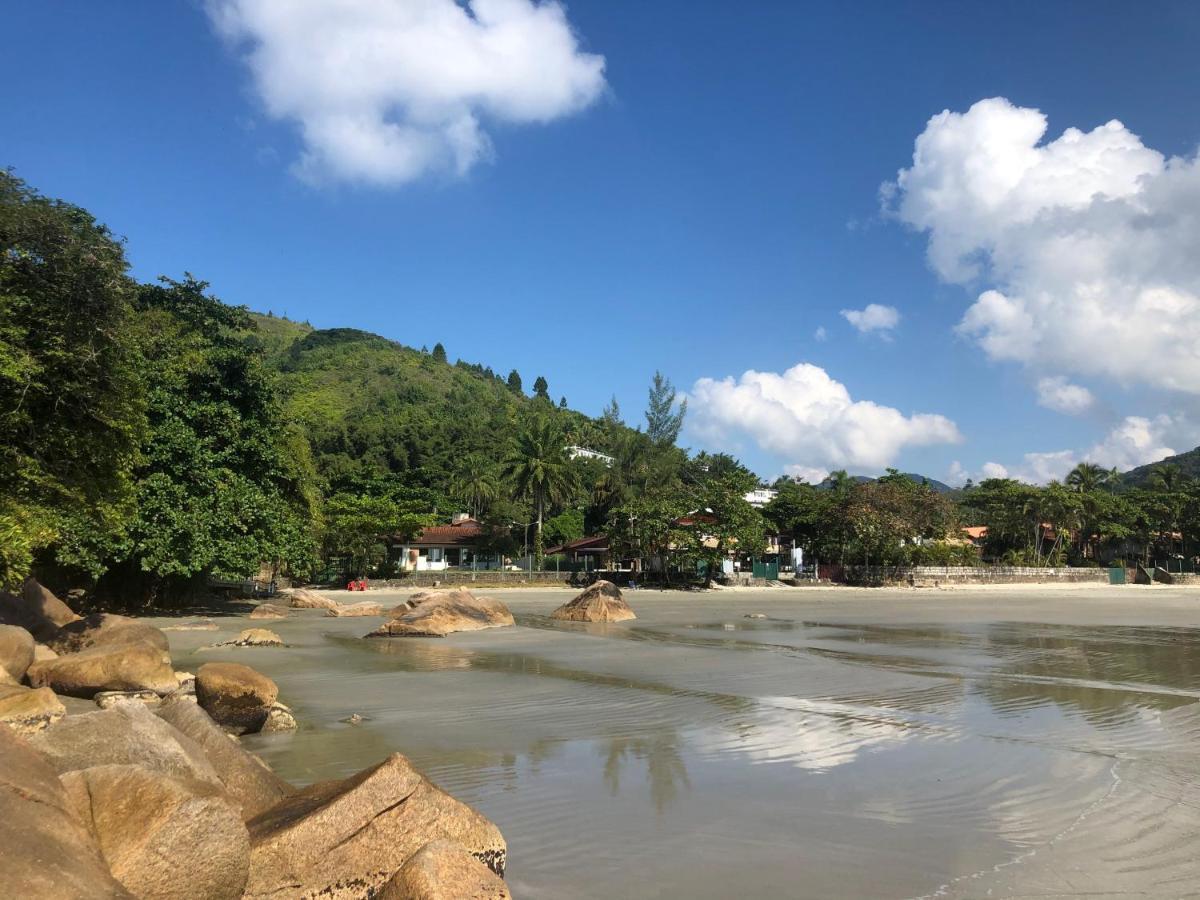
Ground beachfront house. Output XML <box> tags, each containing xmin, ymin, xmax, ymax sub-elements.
<box><xmin>545</xmin><ymin>535</ymin><xmax>612</xmax><ymax>571</ymax></box>
<box><xmin>388</xmin><ymin>514</ymin><xmax>505</xmax><ymax>572</ymax></box>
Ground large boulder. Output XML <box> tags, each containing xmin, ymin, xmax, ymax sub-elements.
<box><xmin>368</xmin><ymin>590</ymin><xmax>514</xmax><ymax>638</ymax></box>
<box><xmin>0</xmin><ymin>726</ymin><xmax>133</xmax><ymax>899</ymax></box>
<box><xmin>249</xmin><ymin>603</ymin><xmax>289</xmax><ymax>620</ymax></box>
<box><xmin>244</xmin><ymin>753</ymin><xmax>506</xmax><ymax>900</ymax></box>
<box><xmin>0</xmin><ymin>579</ymin><xmax>80</xmax><ymax>641</ymax></box>
<box><xmin>378</xmin><ymin>840</ymin><xmax>511</xmax><ymax>900</ymax></box>
<box><xmin>195</xmin><ymin>661</ymin><xmax>279</xmax><ymax>734</ymax></box>
<box><xmin>326</xmin><ymin>600</ymin><xmax>384</xmax><ymax>617</ymax></box>
<box><xmin>27</xmin><ymin>702</ymin><xmax>223</xmax><ymax>788</ymax></box>
<box><xmin>286</xmin><ymin>588</ymin><xmax>339</xmax><ymax>610</ymax></box>
<box><xmin>0</xmin><ymin>623</ymin><xmax>35</xmax><ymax>681</ymax></box>
<box><xmin>549</xmin><ymin>580</ymin><xmax>636</xmax><ymax>622</ymax></box>
<box><xmin>0</xmin><ymin>683</ymin><xmax>66</xmax><ymax>734</ymax></box>
<box><xmin>50</xmin><ymin>612</ymin><xmax>170</xmax><ymax>655</ymax></box>
<box><xmin>155</xmin><ymin>696</ymin><xmax>293</xmax><ymax>820</ymax></box>
<box><xmin>27</xmin><ymin>640</ymin><xmax>178</xmax><ymax>698</ymax></box>
<box><xmin>61</xmin><ymin>764</ymin><xmax>250</xmax><ymax>900</ymax></box>
<box><xmin>219</xmin><ymin>628</ymin><xmax>284</xmax><ymax>647</ymax></box>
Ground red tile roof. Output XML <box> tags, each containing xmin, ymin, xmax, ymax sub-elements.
<box><xmin>405</xmin><ymin>520</ymin><xmax>483</xmax><ymax>547</ymax></box>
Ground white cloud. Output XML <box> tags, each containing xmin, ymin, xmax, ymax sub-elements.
<box><xmin>784</xmin><ymin>464</ymin><xmax>831</xmax><ymax>485</ymax></box>
<box><xmin>980</xmin><ymin>461</ymin><xmax>1009</xmax><ymax>480</ymax></box>
<box><xmin>686</xmin><ymin>362</ymin><xmax>961</xmax><ymax>475</ymax></box>
<box><xmin>840</xmin><ymin>303</ymin><xmax>900</xmax><ymax>337</ymax></box>
<box><xmin>945</xmin><ymin>460</ymin><xmax>968</xmax><ymax>487</ymax></box>
<box><xmin>813</xmin><ymin>326</ymin><xmax>828</xmax><ymax>342</ymax></box>
<box><xmin>886</xmin><ymin>97</ymin><xmax>1200</xmax><ymax>393</ymax></box>
<box><xmin>207</xmin><ymin>0</ymin><xmax>606</xmax><ymax>185</ymax></box>
<box><xmin>1036</xmin><ymin>376</ymin><xmax>1094</xmax><ymax>415</ymax></box>
<box><xmin>976</xmin><ymin>414</ymin><xmax>1193</xmax><ymax>484</ymax></box>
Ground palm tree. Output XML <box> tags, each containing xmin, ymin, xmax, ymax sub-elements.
<box><xmin>503</xmin><ymin>415</ymin><xmax>576</xmax><ymax>566</ymax></box>
<box><xmin>1066</xmin><ymin>462</ymin><xmax>1115</xmax><ymax>559</ymax></box>
<box><xmin>449</xmin><ymin>454</ymin><xmax>499</xmax><ymax>519</ymax></box>
<box><xmin>1149</xmin><ymin>463</ymin><xmax>1188</xmax><ymax>493</ymax></box>
<box><xmin>1066</xmin><ymin>462</ymin><xmax>1111</xmax><ymax>494</ymax></box>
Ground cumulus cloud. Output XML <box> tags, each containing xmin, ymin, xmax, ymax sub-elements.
<box><xmin>945</xmin><ymin>460</ymin><xmax>968</xmax><ymax>488</ymax></box>
<box><xmin>840</xmin><ymin>303</ymin><xmax>900</xmax><ymax>337</ymax></box>
<box><xmin>978</xmin><ymin>414</ymin><xmax>1193</xmax><ymax>484</ymax></box>
<box><xmin>686</xmin><ymin>362</ymin><xmax>961</xmax><ymax>475</ymax></box>
<box><xmin>207</xmin><ymin>0</ymin><xmax>607</xmax><ymax>185</ymax></box>
<box><xmin>886</xmin><ymin>97</ymin><xmax>1200</xmax><ymax>393</ymax></box>
<box><xmin>1036</xmin><ymin>376</ymin><xmax>1094</xmax><ymax>415</ymax></box>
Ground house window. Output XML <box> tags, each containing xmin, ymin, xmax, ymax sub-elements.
<box><xmin>429</xmin><ymin>548</ymin><xmax>443</xmax><ymax>563</ymax></box>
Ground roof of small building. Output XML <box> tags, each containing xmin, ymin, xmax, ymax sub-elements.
<box><xmin>402</xmin><ymin>518</ymin><xmax>484</xmax><ymax>547</ymax></box>
<box><xmin>546</xmin><ymin>535</ymin><xmax>609</xmax><ymax>555</ymax></box>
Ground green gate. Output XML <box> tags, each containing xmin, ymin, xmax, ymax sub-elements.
<box><xmin>752</xmin><ymin>558</ymin><xmax>779</xmax><ymax>579</ymax></box>
<box><xmin>1108</xmin><ymin>566</ymin><xmax>1126</xmax><ymax>585</ymax></box>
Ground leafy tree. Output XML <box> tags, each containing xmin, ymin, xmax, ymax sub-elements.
<box><xmin>86</xmin><ymin>278</ymin><xmax>319</xmax><ymax>605</ymax></box>
<box><xmin>676</xmin><ymin>473</ymin><xmax>765</xmax><ymax>585</ymax></box>
<box><xmin>431</xmin><ymin>342</ymin><xmax>447</xmax><ymax>363</ymax></box>
<box><xmin>0</xmin><ymin>170</ymin><xmax>145</xmax><ymax>586</ymax></box>
<box><xmin>645</xmin><ymin>371</ymin><xmax>686</xmax><ymax>446</ymax></box>
<box><xmin>533</xmin><ymin>375</ymin><xmax>549</xmax><ymax>399</ymax></box>
<box><xmin>322</xmin><ymin>491</ymin><xmax>434</xmax><ymax>577</ymax></box>
<box><xmin>502</xmin><ymin>414</ymin><xmax>576</xmax><ymax>565</ymax></box>
<box><xmin>506</xmin><ymin>369</ymin><xmax>523</xmax><ymax>394</ymax></box>
<box><xmin>543</xmin><ymin>508</ymin><xmax>584</xmax><ymax>548</ymax></box>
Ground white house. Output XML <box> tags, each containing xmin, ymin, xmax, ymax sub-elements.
<box><xmin>566</xmin><ymin>445</ymin><xmax>615</xmax><ymax>466</ymax></box>
<box><xmin>743</xmin><ymin>488</ymin><xmax>778</xmax><ymax>508</ymax></box>
<box><xmin>389</xmin><ymin>514</ymin><xmax>504</xmax><ymax>572</ymax></box>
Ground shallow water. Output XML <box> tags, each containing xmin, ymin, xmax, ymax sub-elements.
<box><xmin>154</xmin><ymin>587</ymin><xmax>1200</xmax><ymax>898</ymax></box>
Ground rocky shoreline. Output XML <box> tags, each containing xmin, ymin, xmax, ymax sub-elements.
<box><xmin>0</xmin><ymin>579</ymin><xmax>512</xmax><ymax>900</ymax></box>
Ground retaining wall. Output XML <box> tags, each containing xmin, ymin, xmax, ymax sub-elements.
<box><xmin>369</xmin><ymin>570</ymin><xmax>571</xmax><ymax>589</ymax></box>
<box><xmin>834</xmin><ymin>565</ymin><xmax>1115</xmax><ymax>586</ymax></box>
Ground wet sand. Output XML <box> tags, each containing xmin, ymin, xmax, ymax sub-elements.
<box><xmin>152</xmin><ymin>585</ymin><xmax>1200</xmax><ymax>898</ymax></box>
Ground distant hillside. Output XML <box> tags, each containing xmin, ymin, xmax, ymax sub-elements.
<box><xmin>1118</xmin><ymin>446</ymin><xmax>1200</xmax><ymax>488</ymax></box>
<box><xmin>816</xmin><ymin>473</ymin><xmax>953</xmax><ymax>493</ymax></box>
<box><xmin>248</xmin><ymin>313</ymin><xmax>612</xmax><ymax>491</ymax></box>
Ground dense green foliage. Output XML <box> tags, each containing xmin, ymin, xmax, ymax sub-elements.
<box><xmin>765</xmin><ymin>469</ymin><xmax>971</xmax><ymax>568</ymax></box>
<box><xmin>0</xmin><ymin>174</ymin><xmax>318</xmax><ymax>602</ymax></box>
<box><xmin>84</xmin><ymin>278</ymin><xmax>320</xmax><ymax>605</ymax></box>
<box><xmin>0</xmin><ymin>171</ymin><xmax>144</xmax><ymax>584</ymax></box>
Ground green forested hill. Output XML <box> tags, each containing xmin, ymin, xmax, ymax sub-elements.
<box><xmin>249</xmin><ymin>313</ymin><xmax>611</xmax><ymax>495</ymax></box>
<box><xmin>1119</xmin><ymin>446</ymin><xmax>1200</xmax><ymax>488</ymax></box>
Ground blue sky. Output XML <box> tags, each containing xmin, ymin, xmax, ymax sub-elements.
<box><xmin>5</xmin><ymin>1</ymin><xmax>1200</xmax><ymax>484</ymax></box>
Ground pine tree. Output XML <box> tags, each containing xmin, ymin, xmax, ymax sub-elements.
<box><xmin>507</xmin><ymin>370</ymin><xmax>523</xmax><ymax>394</ymax></box>
<box><xmin>601</xmin><ymin>395</ymin><xmax>622</xmax><ymax>427</ymax></box>
<box><xmin>432</xmin><ymin>342</ymin><xmax>447</xmax><ymax>363</ymax></box>
<box><xmin>533</xmin><ymin>376</ymin><xmax>549</xmax><ymax>399</ymax></box>
<box><xmin>645</xmin><ymin>371</ymin><xmax>686</xmax><ymax>446</ymax></box>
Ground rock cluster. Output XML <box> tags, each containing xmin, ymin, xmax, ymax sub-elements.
<box><xmin>367</xmin><ymin>590</ymin><xmax>515</xmax><ymax>638</ymax></box>
<box><xmin>549</xmin><ymin>580</ymin><xmax>637</xmax><ymax>622</ymax></box>
<box><xmin>0</xmin><ymin>579</ymin><xmax>509</xmax><ymax>900</ymax></box>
